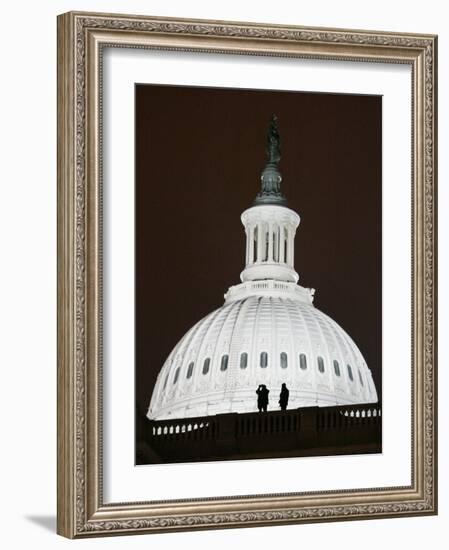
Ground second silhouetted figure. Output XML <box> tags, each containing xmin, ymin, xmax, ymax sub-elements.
<box><xmin>278</xmin><ymin>383</ymin><xmax>290</xmax><ymax>411</ymax></box>
<box><xmin>256</xmin><ymin>384</ymin><xmax>270</xmax><ymax>412</ymax></box>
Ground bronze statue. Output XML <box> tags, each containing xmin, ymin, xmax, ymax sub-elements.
<box><xmin>266</xmin><ymin>114</ymin><xmax>281</xmax><ymax>165</ymax></box>
<box><xmin>254</xmin><ymin>114</ymin><xmax>287</xmax><ymax>205</ymax></box>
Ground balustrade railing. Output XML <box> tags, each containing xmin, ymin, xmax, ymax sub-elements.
<box><xmin>316</xmin><ymin>404</ymin><xmax>382</xmax><ymax>431</ymax></box>
<box><xmin>148</xmin><ymin>403</ymin><xmax>381</xmax><ymax>443</ymax></box>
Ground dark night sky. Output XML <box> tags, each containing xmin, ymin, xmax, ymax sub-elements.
<box><xmin>135</xmin><ymin>84</ymin><xmax>382</xmax><ymax>415</ymax></box>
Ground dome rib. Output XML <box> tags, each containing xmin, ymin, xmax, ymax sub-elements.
<box><xmin>192</xmin><ymin>306</ymin><xmax>227</xmax><ymax>393</ymax></box>
<box><xmin>308</xmin><ymin>303</ymin><xmax>338</xmax><ymax>403</ymax></box>
<box><xmin>249</xmin><ymin>296</ymin><xmax>263</xmax><ymax>380</ymax></box>
<box><xmin>280</xmin><ymin>298</ymin><xmax>299</xmax><ymax>390</ymax></box>
<box><xmin>317</xmin><ymin>308</ymin><xmax>352</xmax><ymax>399</ymax></box>
<box><xmin>209</xmin><ymin>300</ymin><xmax>240</xmax><ymax>395</ymax></box>
<box><xmin>225</xmin><ymin>298</ymin><xmax>249</xmax><ymax>398</ymax></box>
<box><xmin>294</xmin><ymin>302</ymin><xmax>319</xmax><ymax>405</ymax></box>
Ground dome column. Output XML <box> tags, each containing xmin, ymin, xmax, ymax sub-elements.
<box><xmin>248</xmin><ymin>225</ymin><xmax>255</xmax><ymax>264</ymax></box>
<box><xmin>279</xmin><ymin>228</ymin><xmax>285</xmax><ymax>264</ymax></box>
<box><xmin>287</xmin><ymin>226</ymin><xmax>294</xmax><ymax>266</ymax></box>
<box><xmin>257</xmin><ymin>222</ymin><xmax>263</xmax><ymax>263</ymax></box>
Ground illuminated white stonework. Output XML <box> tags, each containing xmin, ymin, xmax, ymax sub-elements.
<box><xmin>240</xmin><ymin>205</ymin><xmax>299</xmax><ymax>284</ymax></box>
<box><xmin>147</xmin><ymin>117</ymin><xmax>378</xmax><ymax>420</ymax></box>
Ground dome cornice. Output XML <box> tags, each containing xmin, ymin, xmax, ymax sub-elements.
<box><xmin>224</xmin><ymin>279</ymin><xmax>314</xmax><ymax>305</ymax></box>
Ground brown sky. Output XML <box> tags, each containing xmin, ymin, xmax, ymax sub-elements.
<box><xmin>135</xmin><ymin>83</ymin><xmax>382</xmax><ymax>415</ymax></box>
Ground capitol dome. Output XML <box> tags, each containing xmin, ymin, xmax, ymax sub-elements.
<box><xmin>147</xmin><ymin>116</ymin><xmax>378</xmax><ymax>421</ymax></box>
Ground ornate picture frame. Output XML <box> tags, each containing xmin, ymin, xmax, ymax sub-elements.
<box><xmin>57</xmin><ymin>11</ymin><xmax>437</xmax><ymax>538</ymax></box>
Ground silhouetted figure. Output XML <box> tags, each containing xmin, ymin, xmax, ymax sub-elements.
<box><xmin>279</xmin><ymin>383</ymin><xmax>289</xmax><ymax>411</ymax></box>
<box><xmin>256</xmin><ymin>384</ymin><xmax>270</xmax><ymax>412</ymax></box>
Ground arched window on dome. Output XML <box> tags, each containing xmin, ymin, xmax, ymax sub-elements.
<box><xmin>202</xmin><ymin>358</ymin><xmax>210</xmax><ymax>375</ymax></box>
<box><xmin>280</xmin><ymin>352</ymin><xmax>288</xmax><ymax>368</ymax></box>
<box><xmin>347</xmin><ymin>364</ymin><xmax>354</xmax><ymax>381</ymax></box>
<box><xmin>317</xmin><ymin>356</ymin><xmax>325</xmax><ymax>373</ymax></box>
<box><xmin>333</xmin><ymin>360</ymin><xmax>341</xmax><ymax>377</ymax></box>
<box><xmin>220</xmin><ymin>354</ymin><xmax>229</xmax><ymax>371</ymax></box>
<box><xmin>358</xmin><ymin>369</ymin><xmax>364</xmax><ymax>386</ymax></box>
<box><xmin>260</xmin><ymin>352</ymin><xmax>268</xmax><ymax>368</ymax></box>
<box><xmin>299</xmin><ymin>353</ymin><xmax>307</xmax><ymax>370</ymax></box>
<box><xmin>240</xmin><ymin>352</ymin><xmax>248</xmax><ymax>369</ymax></box>
<box><xmin>163</xmin><ymin>372</ymin><xmax>169</xmax><ymax>390</ymax></box>
<box><xmin>186</xmin><ymin>362</ymin><xmax>194</xmax><ymax>379</ymax></box>
<box><xmin>173</xmin><ymin>367</ymin><xmax>180</xmax><ymax>384</ymax></box>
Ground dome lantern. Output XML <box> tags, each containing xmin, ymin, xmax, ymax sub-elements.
<box><xmin>240</xmin><ymin>115</ymin><xmax>299</xmax><ymax>284</ymax></box>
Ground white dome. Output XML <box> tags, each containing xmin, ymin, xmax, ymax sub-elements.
<box><xmin>147</xmin><ymin>118</ymin><xmax>378</xmax><ymax>421</ymax></box>
<box><xmin>148</xmin><ymin>282</ymin><xmax>378</xmax><ymax>420</ymax></box>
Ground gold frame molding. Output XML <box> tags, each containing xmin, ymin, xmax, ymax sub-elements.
<box><xmin>57</xmin><ymin>11</ymin><xmax>438</xmax><ymax>538</ymax></box>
